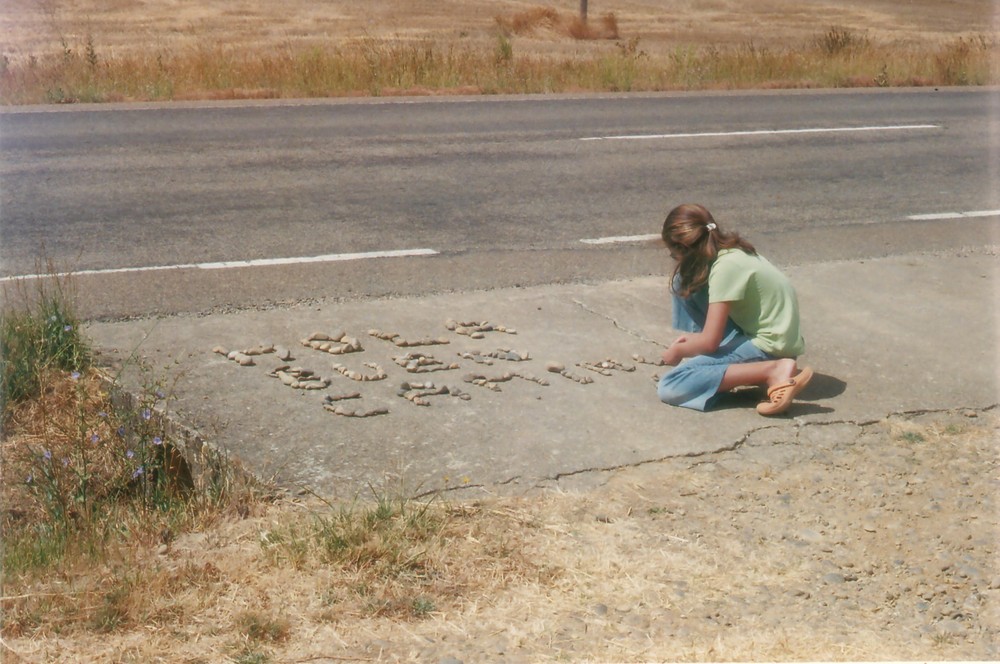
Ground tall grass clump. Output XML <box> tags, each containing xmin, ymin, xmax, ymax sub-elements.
<box><xmin>1</xmin><ymin>273</ymin><xmax>89</xmax><ymax>416</ymax></box>
<box><xmin>1</xmin><ymin>272</ymin><xmax>261</xmax><ymax>637</ymax></box>
<box><xmin>260</xmin><ymin>489</ymin><xmax>447</xmax><ymax>618</ymax></box>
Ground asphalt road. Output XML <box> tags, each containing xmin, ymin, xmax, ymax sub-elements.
<box><xmin>1</xmin><ymin>88</ymin><xmax>998</xmax><ymax>319</ymax></box>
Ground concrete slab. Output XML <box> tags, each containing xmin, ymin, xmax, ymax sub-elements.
<box><xmin>87</xmin><ymin>249</ymin><xmax>999</xmax><ymax>499</ymax></box>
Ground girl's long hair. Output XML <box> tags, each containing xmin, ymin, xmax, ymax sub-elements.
<box><xmin>662</xmin><ymin>204</ymin><xmax>756</xmax><ymax>297</ymax></box>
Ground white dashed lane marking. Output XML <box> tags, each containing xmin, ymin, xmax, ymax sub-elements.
<box><xmin>0</xmin><ymin>248</ymin><xmax>440</xmax><ymax>282</ymax></box>
<box><xmin>906</xmin><ymin>210</ymin><xmax>1000</xmax><ymax>221</ymax></box>
<box><xmin>580</xmin><ymin>124</ymin><xmax>940</xmax><ymax>141</ymax></box>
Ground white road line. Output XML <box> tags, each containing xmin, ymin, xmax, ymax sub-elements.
<box><xmin>580</xmin><ymin>233</ymin><xmax>661</xmax><ymax>245</ymax></box>
<box><xmin>580</xmin><ymin>124</ymin><xmax>940</xmax><ymax>141</ymax></box>
<box><xmin>906</xmin><ymin>210</ymin><xmax>1000</xmax><ymax>221</ymax></box>
<box><xmin>0</xmin><ymin>248</ymin><xmax>439</xmax><ymax>283</ymax></box>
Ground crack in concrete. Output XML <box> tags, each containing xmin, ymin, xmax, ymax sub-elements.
<box><xmin>571</xmin><ymin>298</ymin><xmax>668</xmax><ymax>348</ymax></box>
<box><xmin>541</xmin><ymin>404</ymin><xmax>999</xmax><ymax>486</ymax></box>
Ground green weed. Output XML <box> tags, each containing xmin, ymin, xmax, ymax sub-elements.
<box><xmin>1</xmin><ymin>268</ymin><xmax>260</xmax><ymax>589</ymax></box>
<box><xmin>1</xmin><ymin>272</ymin><xmax>89</xmax><ymax>419</ymax></box>
<box><xmin>235</xmin><ymin>610</ymin><xmax>291</xmax><ymax>643</ymax></box>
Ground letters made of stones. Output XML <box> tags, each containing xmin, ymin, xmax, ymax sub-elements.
<box><xmin>213</xmin><ymin>320</ymin><xmax>643</xmax><ymax>417</ymax></box>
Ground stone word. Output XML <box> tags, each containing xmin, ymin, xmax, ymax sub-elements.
<box><xmin>444</xmin><ymin>319</ymin><xmax>517</xmax><ymax>339</ymax></box>
<box><xmin>213</xmin><ymin>346</ymin><xmax>254</xmax><ymax>366</ymax></box>
<box><xmin>331</xmin><ymin>361</ymin><xmax>387</xmax><ymax>382</ymax></box>
<box><xmin>323</xmin><ymin>404</ymin><xmax>389</xmax><ymax>418</ymax></box>
<box><xmin>396</xmin><ymin>381</ymin><xmax>471</xmax><ymax>406</ymax></box>
<box><xmin>544</xmin><ymin>361</ymin><xmax>594</xmax><ymax>385</ymax></box>
<box><xmin>269</xmin><ymin>366</ymin><xmax>331</xmax><ymax>390</ymax></box>
<box><xmin>632</xmin><ymin>353</ymin><xmax>667</xmax><ymax>367</ymax></box>
<box><xmin>460</xmin><ymin>348</ymin><xmax>531</xmax><ymax>364</ymax></box>
<box><xmin>578</xmin><ymin>358</ymin><xmax>637</xmax><ymax>376</ymax></box>
<box><xmin>324</xmin><ymin>392</ymin><xmax>361</xmax><ymax>403</ymax></box>
<box><xmin>368</xmin><ymin>328</ymin><xmax>450</xmax><ymax>347</ymax></box>
<box><xmin>393</xmin><ymin>352</ymin><xmax>460</xmax><ymax>373</ymax></box>
<box><xmin>300</xmin><ymin>331</ymin><xmax>364</xmax><ymax>355</ymax></box>
<box><xmin>213</xmin><ymin>344</ymin><xmax>294</xmax><ymax>365</ymax></box>
<box><xmin>462</xmin><ymin>371</ymin><xmax>549</xmax><ymax>392</ymax></box>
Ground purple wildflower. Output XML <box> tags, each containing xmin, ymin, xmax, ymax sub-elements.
<box><xmin>126</xmin><ymin>449</ymin><xmax>135</xmax><ymax>459</ymax></box>
<box><xmin>70</xmin><ymin>371</ymin><xmax>80</xmax><ymax>380</ymax></box>
<box><xmin>132</xmin><ymin>466</ymin><xmax>144</xmax><ymax>479</ymax></box>
<box><xmin>90</xmin><ymin>433</ymin><xmax>100</xmax><ymax>444</ymax></box>
<box><xmin>153</xmin><ymin>436</ymin><xmax>163</xmax><ymax>446</ymax></box>
<box><xmin>141</xmin><ymin>408</ymin><xmax>152</xmax><ymax>421</ymax></box>
<box><xmin>64</xmin><ymin>324</ymin><xmax>73</xmax><ymax>332</ymax></box>
<box><xmin>43</xmin><ymin>449</ymin><xmax>52</xmax><ymax>461</ymax></box>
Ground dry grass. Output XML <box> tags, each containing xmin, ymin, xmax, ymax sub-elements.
<box><xmin>0</xmin><ymin>1</ymin><xmax>997</xmax><ymax>103</ymax></box>
<box><xmin>496</xmin><ymin>6</ymin><xmax>620</xmax><ymax>41</ymax></box>
<box><xmin>4</xmin><ymin>406</ymin><xmax>996</xmax><ymax>662</ymax></box>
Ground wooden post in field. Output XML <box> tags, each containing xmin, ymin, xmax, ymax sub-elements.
<box><xmin>579</xmin><ymin>0</ymin><xmax>588</xmax><ymax>22</ymax></box>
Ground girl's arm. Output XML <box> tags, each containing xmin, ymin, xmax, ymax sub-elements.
<box><xmin>661</xmin><ymin>301</ymin><xmax>732</xmax><ymax>365</ymax></box>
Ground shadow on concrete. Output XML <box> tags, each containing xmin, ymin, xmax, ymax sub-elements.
<box><xmin>801</xmin><ymin>372</ymin><xmax>847</xmax><ymax>401</ymax></box>
<box><xmin>712</xmin><ymin>372</ymin><xmax>844</xmax><ymax>415</ymax></box>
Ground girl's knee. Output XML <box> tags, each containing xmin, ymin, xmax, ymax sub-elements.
<box><xmin>657</xmin><ymin>370</ymin><xmax>688</xmax><ymax>405</ymax></box>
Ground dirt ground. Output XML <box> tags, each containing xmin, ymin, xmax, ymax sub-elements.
<box><xmin>1</xmin><ymin>0</ymin><xmax>996</xmax><ymax>63</ymax></box>
<box><xmin>5</xmin><ymin>408</ymin><xmax>997</xmax><ymax>662</ymax></box>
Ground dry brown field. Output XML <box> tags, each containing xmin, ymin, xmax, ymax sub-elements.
<box><xmin>1</xmin><ymin>0</ymin><xmax>997</xmax><ymax>61</ymax></box>
<box><xmin>0</xmin><ymin>0</ymin><xmax>998</xmax><ymax>102</ymax></box>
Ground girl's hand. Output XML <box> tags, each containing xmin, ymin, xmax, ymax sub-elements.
<box><xmin>661</xmin><ymin>335</ymin><xmax>688</xmax><ymax>366</ymax></box>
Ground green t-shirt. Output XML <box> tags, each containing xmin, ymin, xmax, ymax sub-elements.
<box><xmin>708</xmin><ymin>249</ymin><xmax>805</xmax><ymax>357</ymax></box>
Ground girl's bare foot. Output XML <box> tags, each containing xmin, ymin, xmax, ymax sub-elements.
<box><xmin>766</xmin><ymin>358</ymin><xmax>798</xmax><ymax>390</ymax></box>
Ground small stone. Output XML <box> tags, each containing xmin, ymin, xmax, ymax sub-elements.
<box><xmin>957</xmin><ymin>565</ymin><xmax>982</xmax><ymax>581</ymax></box>
<box><xmin>796</xmin><ymin>528</ymin><xmax>824</xmax><ymax>544</ymax></box>
<box><xmin>961</xmin><ymin>593</ymin><xmax>982</xmax><ymax>612</ymax></box>
<box><xmin>545</xmin><ymin>361</ymin><xmax>565</xmax><ymax>373</ymax></box>
<box><xmin>235</xmin><ymin>353</ymin><xmax>254</xmax><ymax>366</ymax></box>
<box><xmin>963</xmin><ymin>410</ymin><xmax>978</xmax><ymax>418</ymax></box>
<box><xmin>822</xmin><ymin>573</ymin><xmax>846</xmax><ymax>585</ymax></box>
<box><xmin>935</xmin><ymin>619</ymin><xmax>967</xmax><ymax>636</ymax></box>
<box><xmin>274</xmin><ymin>346</ymin><xmax>292</xmax><ymax>361</ymax></box>
<box><xmin>212</xmin><ymin>345</ymin><xmax>228</xmax><ymax>356</ymax></box>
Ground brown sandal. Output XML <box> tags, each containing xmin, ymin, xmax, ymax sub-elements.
<box><xmin>756</xmin><ymin>367</ymin><xmax>814</xmax><ymax>416</ymax></box>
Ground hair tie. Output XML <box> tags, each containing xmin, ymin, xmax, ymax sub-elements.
<box><xmin>705</xmin><ymin>222</ymin><xmax>717</xmax><ymax>231</ymax></box>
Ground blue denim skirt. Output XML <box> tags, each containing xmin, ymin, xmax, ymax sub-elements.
<box><xmin>657</xmin><ymin>278</ymin><xmax>773</xmax><ymax>411</ymax></box>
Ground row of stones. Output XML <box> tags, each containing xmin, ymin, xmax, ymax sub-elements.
<box><xmin>214</xmin><ymin>321</ymin><xmax>666</xmax><ymax>415</ymax></box>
